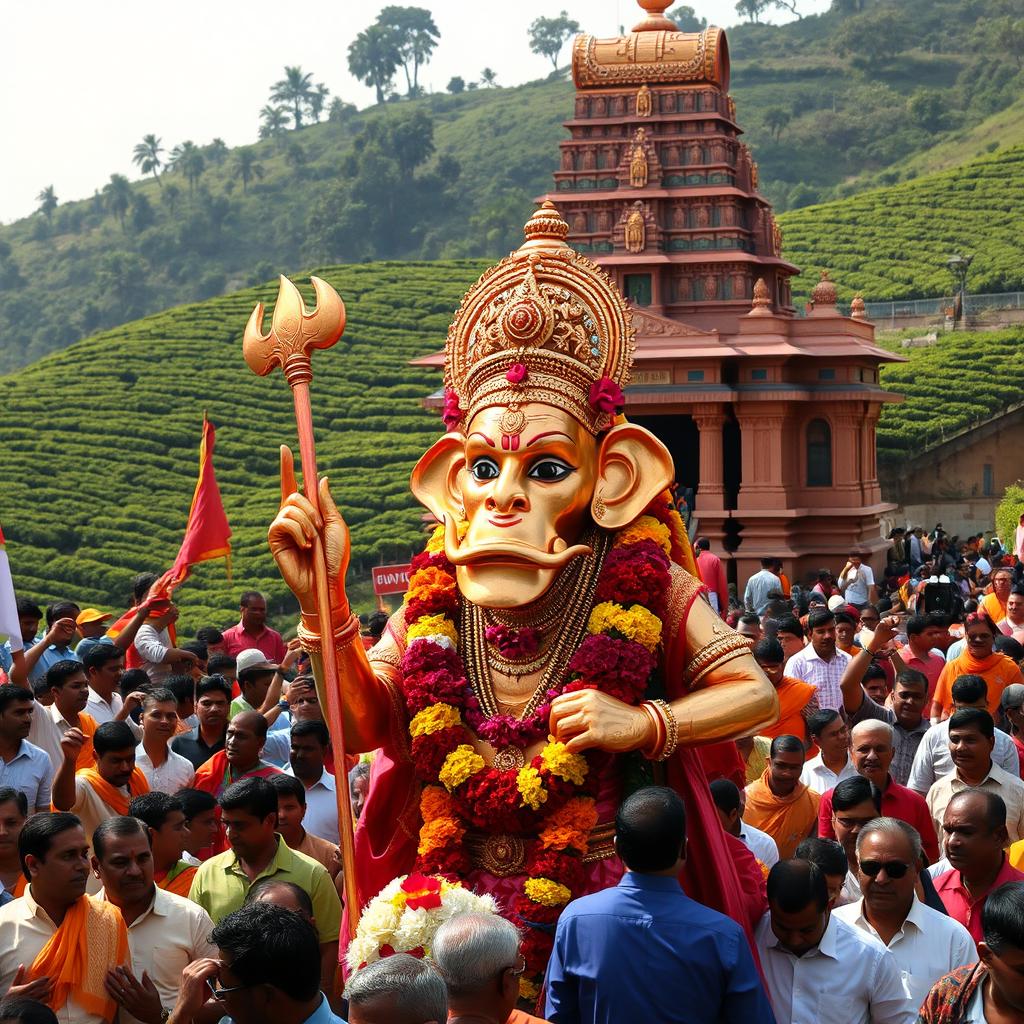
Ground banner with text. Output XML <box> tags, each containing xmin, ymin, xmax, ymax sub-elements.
<box><xmin>372</xmin><ymin>563</ymin><xmax>412</xmax><ymax>596</ymax></box>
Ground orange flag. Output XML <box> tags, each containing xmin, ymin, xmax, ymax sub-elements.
<box><xmin>108</xmin><ymin>416</ymin><xmax>231</xmax><ymax>654</ymax></box>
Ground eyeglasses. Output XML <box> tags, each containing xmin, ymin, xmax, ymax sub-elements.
<box><xmin>860</xmin><ymin>860</ymin><xmax>911</xmax><ymax>879</ymax></box>
<box><xmin>505</xmin><ymin>955</ymin><xmax>526</xmax><ymax>978</ymax></box>
<box><xmin>207</xmin><ymin>975</ymin><xmax>249</xmax><ymax>1000</ymax></box>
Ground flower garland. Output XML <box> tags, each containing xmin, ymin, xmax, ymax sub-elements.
<box><xmin>398</xmin><ymin>509</ymin><xmax>674</xmax><ymax>992</ymax></box>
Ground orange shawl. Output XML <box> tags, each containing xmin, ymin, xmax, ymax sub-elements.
<box><xmin>76</xmin><ymin>767</ymin><xmax>150</xmax><ymax>816</ymax></box>
<box><xmin>744</xmin><ymin>767</ymin><xmax>820</xmax><ymax>860</ymax></box>
<box><xmin>156</xmin><ymin>861</ymin><xmax>197</xmax><ymax>897</ymax></box>
<box><xmin>934</xmin><ymin>650</ymin><xmax>1024</xmax><ymax>717</ymax></box>
<box><xmin>760</xmin><ymin>677</ymin><xmax>815</xmax><ymax>743</ymax></box>
<box><xmin>29</xmin><ymin>894</ymin><xmax>129</xmax><ymax>1020</ymax></box>
<box><xmin>73</xmin><ymin>713</ymin><xmax>99</xmax><ymax>771</ymax></box>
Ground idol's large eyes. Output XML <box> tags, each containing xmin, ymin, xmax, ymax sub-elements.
<box><xmin>470</xmin><ymin>457</ymin><xmax>500</xmax><ymax>481</ymax></box>
<box><xmin>528</xmin><ymin>458</ymin><xmax>574</xmax><ymax>482</ymax></box>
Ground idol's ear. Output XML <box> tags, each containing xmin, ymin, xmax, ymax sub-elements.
<box><xmin>592</xmin><ymin>422</ymin><xmax>674</xmax><ymax>529</ymax></box>
<box><xmin>410</xmin><ymin>433</ymin><xmax>467</xmax><ymax>524</ymax></box>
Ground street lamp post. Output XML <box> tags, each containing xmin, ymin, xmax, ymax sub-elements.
<box><xmin>945</xmin><ymin>253</ymin><xmax>973</xmax><ymax>330</ymax></box>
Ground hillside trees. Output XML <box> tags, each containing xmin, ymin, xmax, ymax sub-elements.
<box><xmin>528</xmin><ymin>12</ymin><xmax>580</xmax><ymax>70</ymax></box>
<box><xmin>480</xmin><ymin>68</ymin><xmax>498</xmax><ymax>87</ymax></box>
<box><xmin>270</xmin><ymin>66</ymin><xmax>328</xmax><ymax>129</ymax></box>
<box><xmin>132</xmin><ymin>135</ymin><xmax>164</xmax><ymax>186</ymax></box>
<box><xmin>234</xmin><ymin>149</ymin><xmax>264</xmax><ymax>193</ymax></box>
<box><xmin>36</xmin><ymin>186</ymin><xmax>58</xmax><ymax>223</ymax></box>
<box><xmin>378</xmin><ymin>6</ymin><xmax>440</xmax><ymax>96</ymax></box>
<box><xmin>348</xmin><ymin>23</ymin><xmax>401</xmax><ymax>104</ymax></box>
<box><xmin>103</xmin><ymin>175</ymin><xmax>132</xmax><ymax>230</ymax></box>
<box><xmin>667</xmin><ymin>6</ymin><xmax>707</xmax><ymax>31</ymax></box>
<box><xmin>259</xmin><ymin>105</ymin><xmax>289</xmax><ymax>141</ymax></box>
<box><xmin>169</xmin><ymin>142</ymin><xmax>206</xmax><ymax>194</ymax></box>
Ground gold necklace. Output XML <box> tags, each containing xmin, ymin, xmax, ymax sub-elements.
<box><xmin>462</xmin><ymin>528</ymin><xmax>610</xmax><ymax>724</ymax></box>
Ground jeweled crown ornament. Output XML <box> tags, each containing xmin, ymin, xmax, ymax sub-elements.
<box><xmin>443</xmin><ymin>201</ymin><xmax>635</xmax><ymax>436</ymax></box>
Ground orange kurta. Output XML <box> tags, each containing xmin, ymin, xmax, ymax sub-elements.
<box><xmin>932</xmin><ymin>651</ymin><xmax>1024</xmax><ymax>718</ymax></box>
<box><xmin>744</xmin><ymin>768</ymin><xmax>820</xmax><ymax>860</ymax></box>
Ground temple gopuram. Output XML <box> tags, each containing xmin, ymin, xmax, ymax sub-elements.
<box><xmin>422</xmin><ymin>0</ymin><xmax>903</xmax><ymax>586</ymax></box>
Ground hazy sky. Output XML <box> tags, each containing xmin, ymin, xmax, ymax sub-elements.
<box><xmin>1</xmin><ymin>0</ymin><xmax>829</xmax><ymax>224</ymax></box>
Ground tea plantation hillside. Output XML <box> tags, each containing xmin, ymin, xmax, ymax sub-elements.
<box><xmin>0</xmin><ymin>261</ymin><xmax>486</xmax><ymax>633</ymax></box>
<box><xmin>776</xmin><ymin>145</ymin><xmax>1024</xmax><ymax>302</ymax></box>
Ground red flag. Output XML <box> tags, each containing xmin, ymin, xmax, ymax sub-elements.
<box><xmin>107</xmin><ymin>417</ymin><xmax>231</xmax><ymax>653</ymax></box>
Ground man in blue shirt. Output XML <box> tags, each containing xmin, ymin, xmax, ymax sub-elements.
<box><xmin>544</xmin><ymin>786</ymin><xmax>775</xmax><ymax>1024</ymax></box>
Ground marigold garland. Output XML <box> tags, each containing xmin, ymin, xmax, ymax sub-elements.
<box><xmin>397</xmin><ymin>517</ymin><xmax>670</xmax><ymax>990</ymax></box>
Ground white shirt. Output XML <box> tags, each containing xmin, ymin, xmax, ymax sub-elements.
<box><xmin>28</xmin><ymin>699</ymin><xmax>65</xmax><ymax>769</ymax></box>
<box><xmin>785</xmin><ymin>645</ymin><xmax>852</xmax><ymax>712</ymax></box>
<box><xmin>755</xmin><ymin>911</ymin><xmax>914</xmax><ymax>1024</ymax></box>
<box><xmin>907</xmin><ymin>720</ymin><xmax>1020</xmax><ymax>795</ymax></box>
<box><xmin>836</xmin><ymin>868</ymin><xmax>862</xmax><ymax>907</ymax></box>
<box><xmin>738</xmin><ymin>821</ymin><xmax>779</xmax><ymax>868</ymax></box>
<box><xmin>86</xmin><ymin>689</ymin><xmax>143</xmax><ymax>740</ymax></box>
<box><xmin>133</xmin><ymin>624</ymin><xmax>172</xmax><ymax>683</ymax></box>
<box><xmin>926</xmin><ymin>760</ymin><xmax>1024</xmax><ymax>843</ymax></box>
<box><xmin>800</xmin><ymin>752</ymin><xmax>858</xmax><ymax>795</ymax></box>
<box><xmin>135</xmin><ymin>742</ymin><xmax>195</xmax><ymax>793</ymax></box>
<box><xmin>962</xmin><ymin>982</ymin><xmax>987</xmax><ymax>1023</ymax></box>
<box><xmin>97</xmin><ymin>886</ymin><xmax>217</xmax><ymax>1024</ymax></box>
<box><xmin>834</xmin><ymin>897</ymin><xmax>976</xmax><ymax>1010</ymax></box>
<box><xmin>840</xmin><ymin>564</ymin><xmax>876</xmax><ymax>605</ymax></box>
<box><xmin>285</xmin><ymin>765</ymin><xmax>339</xmax><ymax>844</ymax></box>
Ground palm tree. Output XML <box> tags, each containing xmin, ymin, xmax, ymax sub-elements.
<box><xmin>162</xmin><ymin>182</ymin><xmax>182</xmax><ymax>215</ymax></box>
<box><xmin>132</xmin><ymin>134</ymin><xmax>164</xmax><ymax>186</ymax></box>
<box><xmin>169</xmin><ymin>141</ymin><xmax>205</xmax><ymax>194</ymax></box>
<box><xmin>480</xmin><ymin>67</ymin><xmax>498</xmax><ymax>88</ymax></box>
<box><xmin>206</xmin><ymin>138</ymin><xmax>229</xmax><ymax>164</ymax></box>
<box><xmin>271</xmin><ymin>65</ymin><xmax>314</xmax><ymax>130</ymax></box>
<box><xmin>234</xmin><ymin>150</ymin><xmax>264</xmax><ymax>193</ymax></box>
<box><xmin>259</xmin><ymin>105</ymin><xmax>289</xmax><ymax>142</ymax></box>
<box><xmin>103</xmin><ymin>174</ymin><xmax>132</xmax><ymax>230</ymax></box>
<box><xmin>35</xmin><ymin>185</ymin><xmax>58</xmax><ymax>222</ymax></box>
<box><xmin>309</xmin><ymin>82</ymin><xmax>330</xmax><ymax>123</ymax></box>
<box><xmin>348</xmin><ymin>24</ymin><xmax>400</xmax><ymax>104</ymax></box>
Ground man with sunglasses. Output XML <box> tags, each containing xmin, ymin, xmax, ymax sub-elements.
<box><xmin>169</xmin><ymin>901</ymin><xmax>343</xmax><ymax>1024</ymax></box>
<box><xmin>834</xmin><ymin>817</ymin><xmax>975</xmax><ymax>1012</ymax></box>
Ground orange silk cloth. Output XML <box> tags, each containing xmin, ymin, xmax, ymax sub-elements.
<box><xmin>75</xmin><ymin>767</ymin><xmax>150</xmax><ymax>815</ymax></box>
<box><xmin>29</xmin><ymin>894</ymin><xmax>129</xmax><ymax>1021</ymax></box>
<box><xmin>744</xmin><ymin>768</ymin><xmax>820</xmax><ymax>860</ymax></box>
<box><xmin>759</xmin><ymin>677</ymin><xmax>816</xmax><ymax>744</ymax></box>
<box><xmin>156</xmin><ymin>862</ymin><xmax>197</xmax><ymax>897</ymax></box>
<box><xmin>933</xmin><ymin>650</ymin><xmax>1024</xmax><ymax>717</ymax></box>
<box><xmin>73</xmin><ymin>713</ymin><xmax>99</xmax><ymax>771</ymax></box>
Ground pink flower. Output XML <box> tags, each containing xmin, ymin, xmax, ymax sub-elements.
<box><xmin>589</xmin><ymin>376</ymin><xmax>624</xmax><ymax>415</ymax></box>
<box><xmin>441</xmin><ymin>388</ymin><xmax>462</xmax><ymax>430</ymax></box>
<box><xmin>506</xmin><ymin>362</ymin><xmax>528</xmax><ymax>384</ymax></box>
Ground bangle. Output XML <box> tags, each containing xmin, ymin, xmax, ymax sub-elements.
<box><xmin>642</xmin><ymin>700</ymin><xmax>679</xmax><ymax>761</ymax></box>
<box><xmin>640</xmin><ymin>701</ymin><xmax>666</xmax><ymax>760</ymax></box>
<box><xmin>297</xmin><ymin>614</ymin><xmax>360</xmax><ymax>656</ymax></box>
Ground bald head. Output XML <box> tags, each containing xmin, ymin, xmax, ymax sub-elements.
<box><xmin>947</xmin><ymin>788</ymin><xmax>1007</xmax><ymax>831</ymax></box>
<box><xmin>225</xmin><ymin>710</ymin><xmax>267</xmax><ymax>770</ymax></box>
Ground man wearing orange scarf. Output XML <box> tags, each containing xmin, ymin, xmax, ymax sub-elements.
<box><xmin>128</xmin><ymin>791</ymin><xmax>198</xmax><ymax>897</ymax></box>
<box><xmin>753</xmin><ymin>638</ymin><xmax>818</xmax><ymax>753</ymax></box>
<box><xmin>0</xmin><ymin>811</ymin><xmax>130</xmax><ymax>1023</ymax></box>
<box><xmin>932</xmin><ymin>612</ymin><xmax>1024</xmax><ymax>720</ymax></box>
<box><xmin>51</xmin><ymin>722</ymin><xmax>149</xmax><ymax>894</ymax></box>
<box><xmin>744</xmin><ymin>735</ymin><xmax>820</xmax><ymax>859</ymax></box>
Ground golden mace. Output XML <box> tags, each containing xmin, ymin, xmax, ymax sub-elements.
<box><xmin>243</xmin><ymin>275</ymin><xmax>361</xmax><ymax>932</ymax></box>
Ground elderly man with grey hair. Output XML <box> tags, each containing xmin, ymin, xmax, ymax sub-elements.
<box><xmin>432</xmin><ymin>912</ymin><xmax>544</xmax><ymax>1024</ymax></box>
<box><xmin>345</xmin><ymin>952</ymin><xmax>447</xmax><ymax>1024</ymax></box>
<box><xmin>834</xmin><ymin>816</ymin><xmax>976</xmax><ymax>1011</ymax></box>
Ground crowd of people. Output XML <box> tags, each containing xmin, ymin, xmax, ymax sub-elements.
<box><xmin>1</xmin><ymin>528</ymin><xmax>1024</xmax><ymax>1023</ymax></box>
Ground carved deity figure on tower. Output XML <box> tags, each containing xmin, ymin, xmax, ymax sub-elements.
<box><xmin>624</xmin><ymin>203</ymin><xmax>646</xmax><ymax>253</ymax></box>
<box><xmin>630</xmin><ymin>128</ymin><xmax>649</xmax><ymax>188</ymax></box>
<box><xmin>636</xmin><ymin>83</ymin><xmax>653</xmax><ymax>117</ymax></box>
<box><xmin>265</xmin><ymin>202</ymin><xmax>777</xmax><ymax>995</ymax></box>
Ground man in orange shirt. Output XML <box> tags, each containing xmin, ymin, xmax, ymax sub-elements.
<box><xmin>433</xmin><ymin>911</ymin><xmax>547</xmax><ymax>1024</ymax></box>
<box><xmin>982</xmin><ymin>567</ymin><xmax>1014</xmax><ymax>625</ymax></box>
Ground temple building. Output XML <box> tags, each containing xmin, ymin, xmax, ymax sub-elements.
<box><xmin>421</xmin><ymin>0</ymin><xmax>903</xmax><ymax>587</ymax></box>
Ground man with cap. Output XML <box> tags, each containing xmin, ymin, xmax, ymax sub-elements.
<box><xmin>1001</xmin><ymin>683</ymin><xmax>1024</xmax><ymax>777</ymax></box>
<box><xmin>75</xmin><ymin>601</ymin><xmax>155</xmax><ymax>664</ymax></box>
<box><xmin>230</xmin><ymin>649</ymin><xmax>295</xmax><ymax>727</ymax></box>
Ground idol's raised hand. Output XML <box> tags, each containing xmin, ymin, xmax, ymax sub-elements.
<box><xmin>268</xmin><ymin>444</ymin><xmax>349</xmax><ymax>622</ymax></box>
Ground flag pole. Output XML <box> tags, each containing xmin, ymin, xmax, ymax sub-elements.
<box><xmin>242</xmin><ymin>276</ymin><xmax>361</xmax><ymax>934</ymax></box>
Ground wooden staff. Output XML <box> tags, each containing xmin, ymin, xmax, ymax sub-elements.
<box><xmin>243</xmin><ymin>275</ymin><xmax>361</xmax><ymax>933</ymax></box>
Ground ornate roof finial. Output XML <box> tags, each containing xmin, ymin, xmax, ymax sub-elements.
<box><xmin>633</xmin><ymin>0</ymin><xmax>678</xmax><ymax>32</ymax></box>
<box><xmin>747</xmin><ymin>277</ymin><xmax>773</xmax><ymax>317</ymax></box>
<box><xmin>811</xmin><ymin>270</ymin><xmax>838</xmax><ymax>307</ymax></box>
<box><xmin>520</xmin><ymin>200</ymin><xmax>570</xmax><ymax>253</ymax></box>
<box><xmin>850</xmin><ymin>293</ymin><xmax>867</xmax><ymax>319</ymax></box>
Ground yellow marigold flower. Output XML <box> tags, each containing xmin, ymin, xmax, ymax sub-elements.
<box><xmin>613</xmin><ymin>515</ymin><xmax>672</xmax><ymax>556</ymax></box>
<box><xmin>519</xmin><ymin>978</ymin><xmax>540</xmax><ymax>1002</ymax></box>
<box><xmin>439</xmin><ymin>744</ymin><xmax>485</xmax><ymax>791</ymax></box>
<box><xmin>587</xmin><ymin>602</ymin><xmax>662</xmax><ymax>652</ymax></box>
<box><xmin>524</xmin><ymin>877</ymin><xmax>572</xmax><ymax>907</ymax></box>
<box><xmin>406</xmin><ymin>614</ymin><xmax>458</xmax><ymax>646</ymax></box>
<box><xmin>516</xmin><ymin>765</ymin><xmax>548</xmax><ymax>811</ymax></box>
<box><xmin>416</xmin><ymin>816</ymin><xmax>464</xmax><ymax>856</ymax></box>
<box><xmin>425</xmin><ymin>524</ymin><xmax>446</xmax><ymax>554</ymax></box>
<box><xmin>409</xmin><ymin>704</ymin><xmax>462</xmax><ymax>738</ymax></box>
<box><xmin>420</xmin><ymin>786</ymin><xmax>457</xmax><ymax>822</ymax></box>
<box><xmin>540</xmin><ymin>742</ymin><xmax>588</xmax><ymax>786</ymax></box>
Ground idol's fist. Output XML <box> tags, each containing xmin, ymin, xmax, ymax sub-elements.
<box><xmin>549</xmin><ymin>689</ymin><xmax>655</xmax><ymax>754</ymax></box>
<box><xmin>269</xmin><ymin>445</ymin><xmax>349</xmax><ymax>619</ymax></box>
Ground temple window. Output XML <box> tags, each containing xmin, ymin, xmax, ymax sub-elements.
<box><xmin>807</xmin><ymin>419</ymin><xmax>833</xmax><ymax>487</ymax></box>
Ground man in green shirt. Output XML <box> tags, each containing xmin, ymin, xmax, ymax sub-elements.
<box><xmin>188</xmin><ymin>777</ymin><xmax>341</xmax><ymax>997</ymax></box>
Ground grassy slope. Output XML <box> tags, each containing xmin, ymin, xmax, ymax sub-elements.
<box><xmin>777</xmin><ymin>145</ymin><xmax>1024</xmax><ymax>302</ymax></box>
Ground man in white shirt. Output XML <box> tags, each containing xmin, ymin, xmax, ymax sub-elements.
<box><xmin>131</xmin><ymin>603</ymin><xmax>198</xmax><ymax>685</ymax></box>
<box><xmin>800</xmin><ymin>709</ymin><xmax>857</xmax><ymax>795</ymax></box>
<box><xmin>755</xmin><ymin>858</ymin><xmax>913</xmax><ymax>1024</ymax></box>
<box><xmin>839</xmin><ymin>551</ymin><xmax>877</xmax><ymax>607</ymax></box>
<box><xmin>709</xmin><ymin>778</ymin><xmax>779</xmax><ymax>868</ymax></box>
<box><xmin>834</xmin><ymin>817</ymin><xmax>976</xmax><ymax>1011</ymax></box>
<box><xmin>744</xmin><ymin>558</ymin><xmax>783</xmax><ymax>616</ymax></box>
<box><xmin>908</xmin><ymin>675</ymin><xmax>1021</xmax><ymax>794</ymax></box>
<box><xmin>92</xmin><ymin>815</ymin><xmax>216</xmax><ymax>1024</ymax></box>
<box><xmin>134</xmin><ymin>689</ymin><xmax>195</xmax><ymax>794</ymax></box>
<box><xmin>926</xmin><ymin>708</ymin><xmax>1024</xmax><ymax>843</ymax></box>
<box><xmin>785</xmin><ymin>610</ymin><xmax>852</xmax><ymax>712</ymax></box>
<box><xmin>284</xmin><ymin>720</ymin><xmax>339</xmax><ymax>844</ymax></box>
